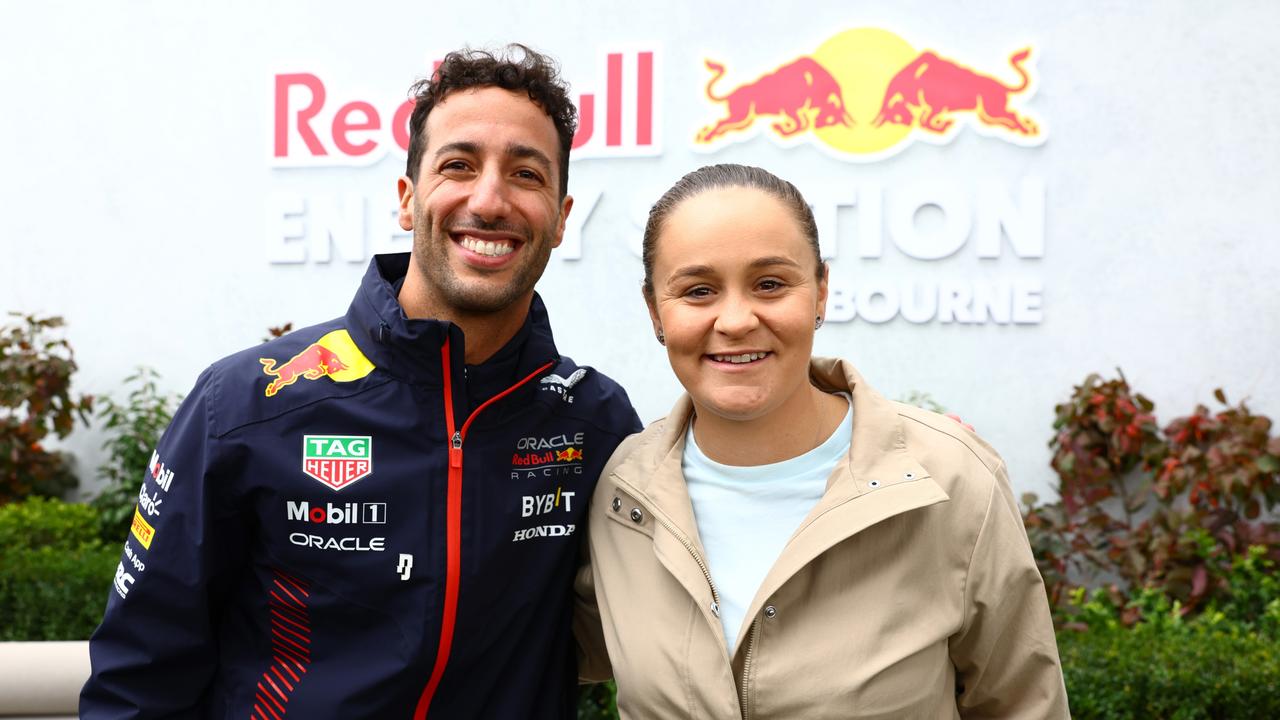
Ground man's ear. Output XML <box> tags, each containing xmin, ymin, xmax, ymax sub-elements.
<box><xmin>397</xmin><ymin>176</ymin><xmax>415</xmax><ymax>231</ymax></box>
<box><xmin>551</xmin><ymin>195</ymin><xmax>574</xmax><ymax>249</ymax></box>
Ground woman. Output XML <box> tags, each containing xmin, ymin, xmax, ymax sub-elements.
<box><xmin>576</xmin><ymin>164</ymin><xmax>1068</xmax><ymax>718</ymax></box>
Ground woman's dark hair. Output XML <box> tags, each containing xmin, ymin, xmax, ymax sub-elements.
<box><xmin>405</xmin><ymin>44</ymin><xmax>577</xmax><ymax>197</ymax></box>
<box><xmin>642</xmin><ymin>164</ymin><xmax>823</xmax><ymax>296</ymax></box>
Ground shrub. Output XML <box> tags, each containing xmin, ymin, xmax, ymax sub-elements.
<box><xmin>92</xmin><ymin>367</ymin><xmax>180</xmax><ymax>543</ymax></box>
<box><xmin>0</xmin><ymin>544</ymin><xmax>118</xmax><ymax>640</ymax></box>
<box><xmin>1037</xmin><ymin>371</ymin><xmax>1280</xmax><ymax>615</ymax></box>
<box><xmin>1209</xmin><ymin>545</ymin><xmax>1280</xmax><ymax>635</ymax></box>
<box><xmin>1059</xmin><ymin>624</ymin><xmax>1280</xmax><ymax>719</ymax></box>
<box><xmin>0</xmin><ymin>313</ymin><xmax>93</xmax><ymax>502</ymax></box>
<box><xmin>1058</xmin><ymin>584</ymin><xmax>1280</xmax><ymax>720</ymax></box>
<box><xmin>0</xmin><ymin>496</ymin><xmax>117</xmax><ymax>640</ymax></box>
<box><xmin>578</xmin><ymin>681</ymin><xmax>618</xmax><ymax>720</ymax></box>
<box><xmin>0</xmin><ymin>494</ymin><xmax>103</xmax><ymax>550</ymax></box>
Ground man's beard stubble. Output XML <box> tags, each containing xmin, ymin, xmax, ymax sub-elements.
<box><xmin>411</xmin><ymin>205</ymin><xmax>556</xmax><ymax>316</ymax></box>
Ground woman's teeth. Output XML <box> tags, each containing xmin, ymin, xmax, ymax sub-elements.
<box><xmin>711</xmin><ymin>352</ymin><xmax>768</xmax><ymax>364</ymax></box>
<box><xmin>461</xmin><ymin>237</ymin><xmax>515</xmax><ymax>257</ymax></box>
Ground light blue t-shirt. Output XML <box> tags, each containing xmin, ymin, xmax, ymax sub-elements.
<box><xmin>683</xmin><ymin>401</ymin><xmax>852</xmax><ymax>654</ymax></box>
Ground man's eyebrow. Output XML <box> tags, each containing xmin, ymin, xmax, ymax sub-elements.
<box><xmin>433</xmin><ymin>141</ymin><xmax>480</xmax><ymax>160</ymax></box>
<box><xmin>506</xmin><ymin>143</ymin><xmax>552</xmax><ymax>172</ymax></box>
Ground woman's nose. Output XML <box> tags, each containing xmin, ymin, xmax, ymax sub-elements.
<box><xmin>713</xmin><ymin>293</ymin><xmax>761</xmax><ymax>336</ymax></box>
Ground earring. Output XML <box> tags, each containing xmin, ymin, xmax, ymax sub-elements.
<box><xmin>656</xmin><ymin>330</ymin><xmax>666</xmax><ymax>345</ymax></box>
<box><xmin>815</xmin><ymin>316</ymin><xmax>824</xmax><ymax>330</ymax></box>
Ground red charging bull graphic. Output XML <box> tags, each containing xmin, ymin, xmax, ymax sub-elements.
<box><xmin>697</xmin><ymin>57</ymin><xmax>852</xmax><ymax>143</ymax></box>
<box><xmin>693</xmin><ymin>28</ymin><xmax>1045</xmax><ymax>161</ymax></box>
<box><xmin>873</xmin><ymin>49</ymin><xmax>1038</xmax><ymax>136</ymax></box>
<box><xmin>259</xmin><ymin>329</ymin><xmax>375</xmax><ymax>398</ymax></box>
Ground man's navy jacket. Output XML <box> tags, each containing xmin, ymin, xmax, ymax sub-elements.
<box><xmin>81</xmin><ymin>253</ymin><xmax>641</xmax><ymax>719</ymax></box>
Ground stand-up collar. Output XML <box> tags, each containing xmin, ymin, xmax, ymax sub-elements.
<box><xmin>612</xmin><ymin>357</ymin><xmax>928</xmax><ymax>501</ymax></box>
<box><xmin>344</xmin><ymin>253</ymin><xmax>560</xmax><ymax>392</ymax></box>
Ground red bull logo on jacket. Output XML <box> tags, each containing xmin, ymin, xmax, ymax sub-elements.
<box><xmin>259</xmin><ymin>328</ymin><xmax>375</xmax><ymax>397</ymax></box>
<box><xmin>694</xmin><ymin>28</ymin><xmax>1045</xmax><ymax>161</ymax></box>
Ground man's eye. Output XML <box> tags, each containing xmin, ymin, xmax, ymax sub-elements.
<box><xmin>441</xmin><ymin>160</ymin><xmax>471</xmax><ymax>172</ymax></box>
<box><xmin>514</xmin><ymin>169</ymin><xmax>544</xmax><ymax>183</ymax></box>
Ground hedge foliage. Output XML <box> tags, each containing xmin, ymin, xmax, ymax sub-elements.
<box><xmin>1059</xmin><ymin>623</ymin><xmax>1280</xmax><ymax>719</ymax></box>
<box><xmin>0</xmin><ymin>496</ymin><xmax>117</xmax><ymax>640</ymax></box>
<box><xmin>0</xmin><ymin>544</ymin><xmax>117</xmax><ymax>641</ymax></box>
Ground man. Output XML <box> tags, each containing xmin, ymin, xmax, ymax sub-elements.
<box><xmin>82</xmin><ymin>45</ymin><xmax>640</xmax><ymax>719</ymax></box>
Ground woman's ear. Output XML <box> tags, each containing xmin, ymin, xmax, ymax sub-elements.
<box><xmin>816</xmin><ymin>262</ymin><xmax>830</xmax><ymax>321</ymax></box>
<box><xmin>643</xmin><ymin>288</ymin><xmax>665</xmax><ymax>345</ymax></box>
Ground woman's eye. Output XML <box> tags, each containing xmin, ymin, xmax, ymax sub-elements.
<box><xmin>758</xmin><ymin>279</ymin><xmax>785</xmax><ymax>292</ymax></box>
<box><xmin>685</xmin><ymin>286</ymin><xmax>713</xmax><ymax>299</ymax></box>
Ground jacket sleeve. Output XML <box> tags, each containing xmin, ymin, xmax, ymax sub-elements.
<box><xmin>80</xmin><ymin>369</ymin><xmax>248</xmax><ymax>719</ymax></box>
<box><xmin>949</xmin><ymin>462</ymin><xmax>1070</xmax><ymax>719</ymax></box>
<box><xmin>572</xmin><ymin>407</ymin><xmax>642</xmax><ymax>685</ymax></box>
<box><xmin>573</xmin><ymin>536</ymin><xmax>613</xmax><ymax>683</ymax></box>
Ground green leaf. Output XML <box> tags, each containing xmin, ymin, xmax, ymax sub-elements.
<box><xmin>1256</xmin><ymin>455</ymin><xmax>1280</xmax><ymax>473</ymax></box>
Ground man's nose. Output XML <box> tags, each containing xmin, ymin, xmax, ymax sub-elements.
<box><xmin>466</xmin><ymin>168</ymin><xmax>514</xmax><ymax>220</ymax></box>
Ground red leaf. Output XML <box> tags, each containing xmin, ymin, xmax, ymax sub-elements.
<box><xmin>1191</xmin><ymin>565</ymin><xmax>1208</xmax><ymax>599</ymax></box>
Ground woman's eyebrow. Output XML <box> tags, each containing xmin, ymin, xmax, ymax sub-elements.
<box><xmin>748</xmin><ymin>256</ymin><xmax>803</xmax><ymax>270</ymax></box>
<box><xmin>666</xmin><ymin>256</ymin><xmax>803</xmax><ymax>284</ymax></box>
<box><xmin>665</xmin><ymin>265</ymin><xmax>715</xmax><ymax>285</ymax></box>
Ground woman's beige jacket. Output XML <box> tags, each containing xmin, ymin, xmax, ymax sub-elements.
<box><xmin>575</xmin><ymin>358</ymin><xmax>1069</xmax><ymax>719</ymax></box>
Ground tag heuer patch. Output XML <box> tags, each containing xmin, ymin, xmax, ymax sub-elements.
<box><xmin>302</xmin><ymin>435</ymin><xmax>373</xmax><ymax>491</ymax></box>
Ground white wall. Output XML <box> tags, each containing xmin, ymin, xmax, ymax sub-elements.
<box><xmin>2</xmin><ymin>0</ymin><xmax>1277</xmax><ymax>501</ymax></box>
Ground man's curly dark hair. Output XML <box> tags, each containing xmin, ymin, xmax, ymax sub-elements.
<box><xmin>405</xmin><ymin>44</ymin><xmax>578</xmax><ymax>198</ymax></box>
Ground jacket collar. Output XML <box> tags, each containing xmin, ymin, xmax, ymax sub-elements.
<box><xmin>611</xmin><ymin>357</ymin><xmax>934</xmax><ymax>500</ymax></box>
<box><xmin>608</xmin><ymin>357</ymin><xmax>950</xmax><ymax>651</ymax></box>
<box><xmin>345</xmin><ymin>253</ymin><xmax>560</xmax><ymax>398</ymax></box>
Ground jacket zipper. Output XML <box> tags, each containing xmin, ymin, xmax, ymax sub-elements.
<box><xmin>648</xmin><ymin>510</ymin><xmax>722</xmax><ymax>620</ymax></box>
<box><xmin>413</xmin><ymin>338</ymin><xmax>555</xmax><ymax>720</ymax></box>
<box><xmin>739</xmin><ymin>615</ymin><xmax>761</xmax><ymax>720</ymax></box>
<box><xmin>627</xmin><ymin>484</ymin><xmax>767</xmax><ymax>719</ymax></box>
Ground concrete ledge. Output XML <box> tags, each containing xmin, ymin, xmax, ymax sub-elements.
<box><xmin>0</xmin><ymin>641</ymin><xmax>86</xmax><ymax>718</ymax></box>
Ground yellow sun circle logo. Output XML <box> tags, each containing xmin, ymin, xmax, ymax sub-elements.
<box><xmin>811</xmin><ymin>28</ymin><xmax>918</xmax><ymax>157</ymax></box>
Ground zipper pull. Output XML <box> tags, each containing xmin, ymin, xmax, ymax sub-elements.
<box><xmin>710</xmin><ymin>599</ymin><xmax>720</xmax><ymax>618</ymax></box>
<box><xmin>450</xmin><ymin>431</ymin><xmax>463</xmax><ymax>468</ymax></box>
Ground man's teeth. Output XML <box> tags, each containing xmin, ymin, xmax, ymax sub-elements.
<box><xmin>712</xmin><ymin>352</ymin><xmax>768</xmax><ymax>364</ymax></box>
<box><xmin>460</xmin><ymin>237</ymin><xmax>515</xmax><ymax>257</ymax></box>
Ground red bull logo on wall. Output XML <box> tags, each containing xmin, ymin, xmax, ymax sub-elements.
<box><xmin>694</xmin><ymin>28</ymin><xmax>1045</xmax><ymax>161</ymax></box>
